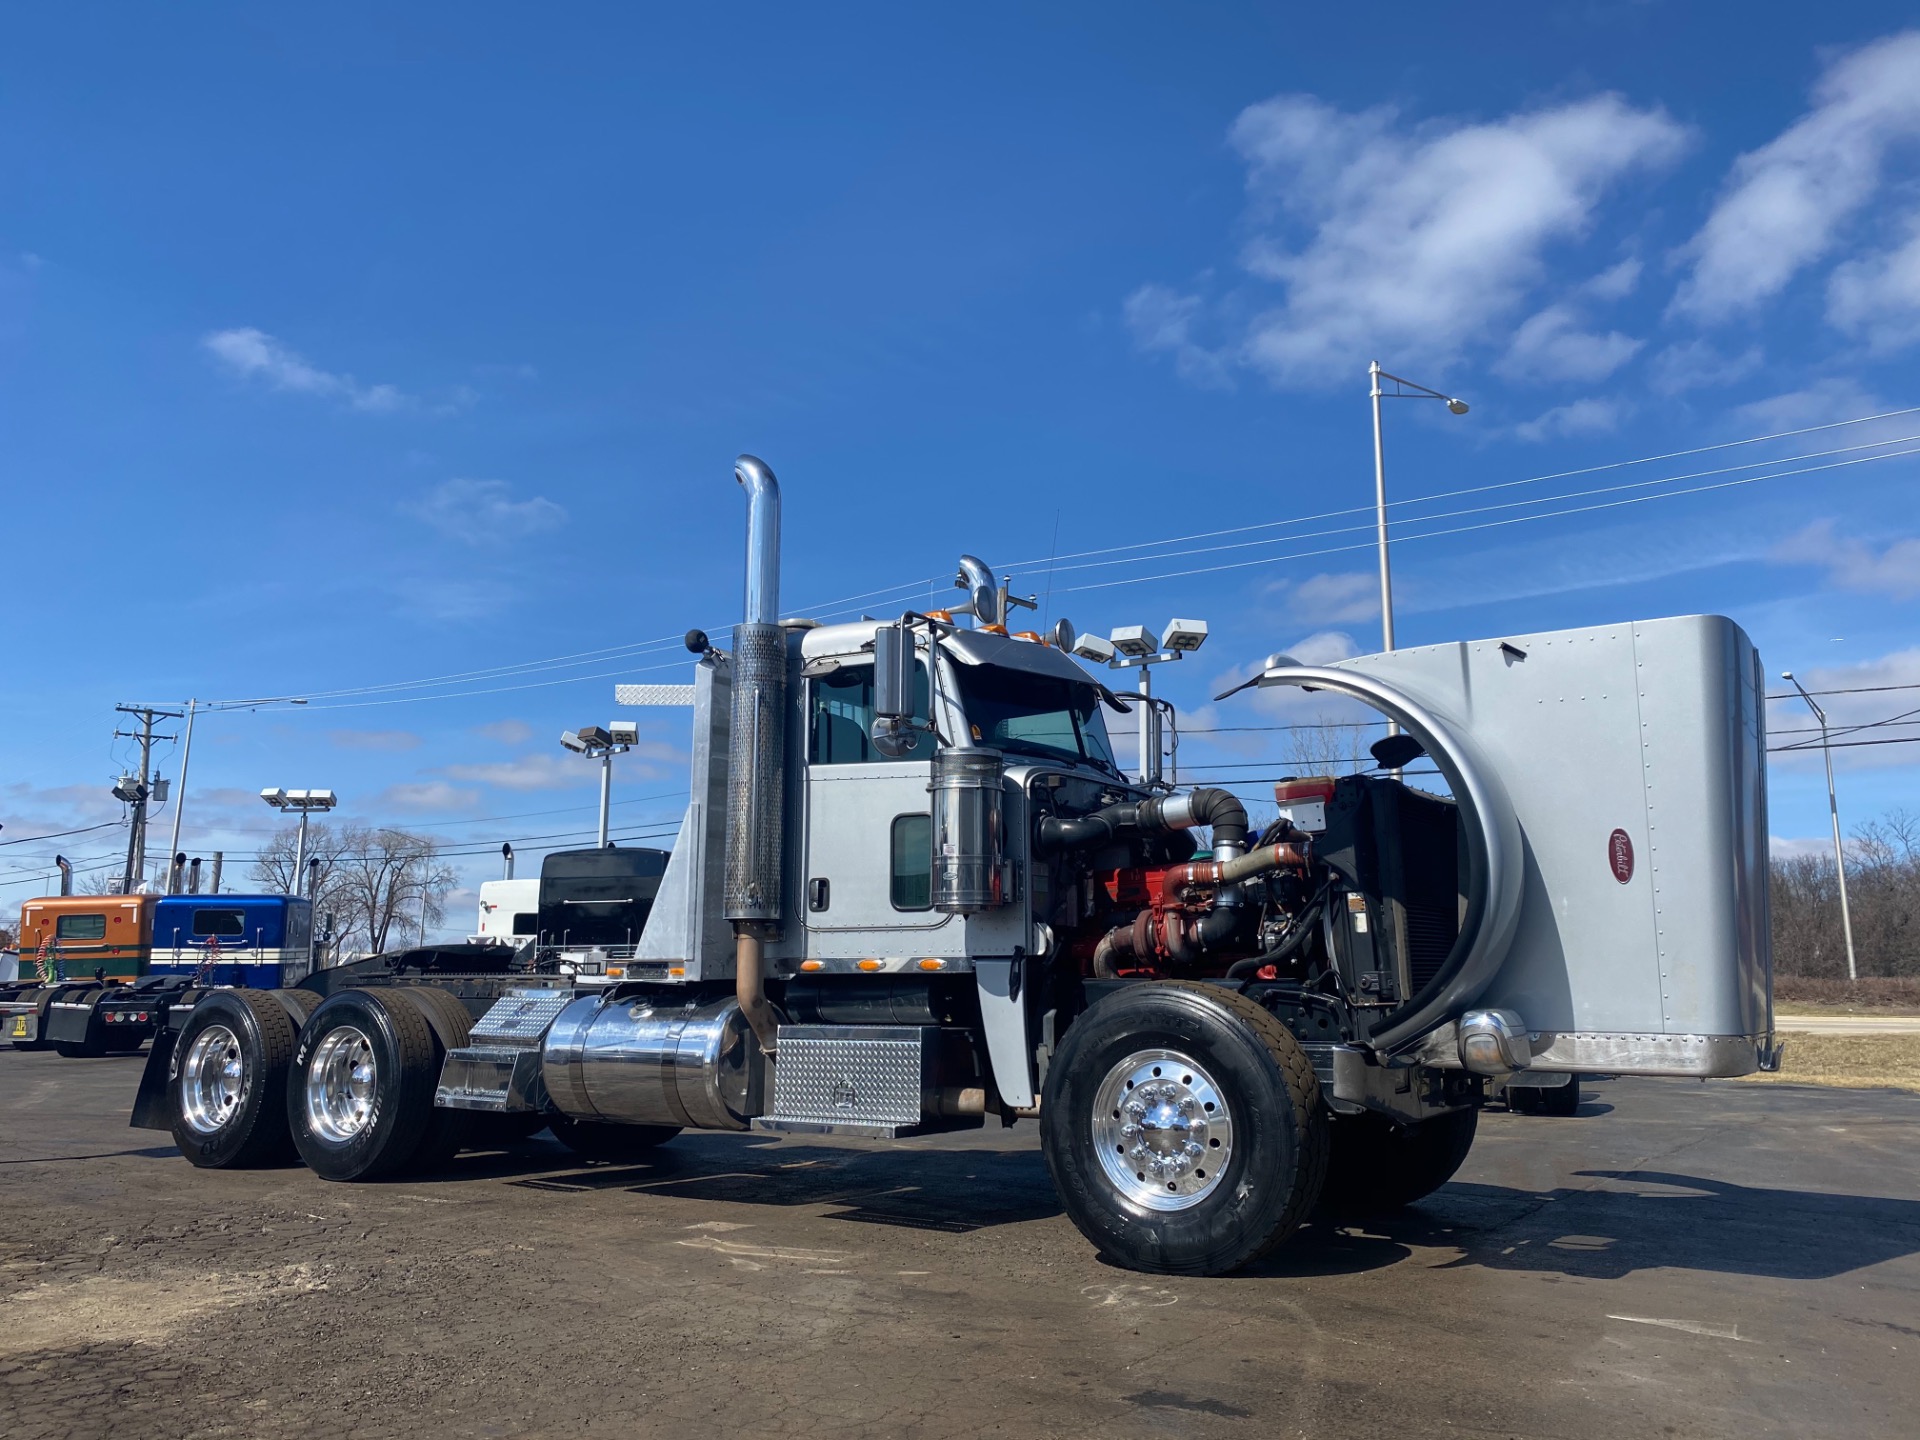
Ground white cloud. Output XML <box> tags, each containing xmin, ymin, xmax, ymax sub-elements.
<box><xmin>406</xmin><ymin>478</ymin><xmax>567</xmax><ymax>547</ymax></box>
<box><xmin>1772</xmin><ymin>519</ymin><xmax>1920</xmax><ymax>600</ymax></box>
<box><xmin>389</xmin><ymin>574</ymin><xmax>516</xmax><ymax>623</ymax></box>
<box><xmin>1582</xmin><ymin>257</ymin><xmax>1643</xmax><ymax>301</ymax></box>
<box><xmin>1727</xmin><ymin>377</ymin><xmax>1887</xmax><ymax>432</ymax></box>
<box><xmin>1826</xmin><ymin>213</ymin><xmax>1920</xmax><ymax>352</ymax></box>
<box><xmin>1288</xmin><ymin>572</ymin><xmax>1381</xmax><ymax>624</ymax></box>
<box><xmin>328</xmin><ymin>728</ymin><xmax>422</xmax><ymax>753</ymax></box>
<box><xmin>443</xmin><ymin>753</ymin><xmax>595</xmax><ymax>792</ymax></box>
<box><xmin>1214</xmin><ymin>92</ymin><xmax>1686</xmax><ymax>386</ymax></box>
<box><xmin>376</xmin><ymin>781</ymin><xmax>480</xmax><ymax>813</ymax></box>
<box><xmin>1123</xmin><ymin>283</ymin><xmax>1232</xmax><ymax>388</ymax></box>
<box><xmin>1498</xmin><ymin>303</ymin><xmax>1643</xmax><ymax>383</ymax></box>
<box><xmin>1672</xmin><ymin>30</ymin><xmax>1920</xmax><ymax>322</ymax></box>
<box><xmin>1770</xmin><ymin>835</ymin><xmax>1832</xmax><ymax>860</ymax></box>
<box><xmin>444</xmin><ymin>741</ymin><xmax>683</xmax><ymax>792</ymax></box>
<box><xmin>202</xmin><ymin>327</ymin><xmax>412</xmax><ymax>413</ymax></box>
<box><xmin>475</xmin><ymin>719</ymin><xmax>535</xmax><ymax>745</ymax></box>
<box><xmin>1512</xmin><ymin>397</ymin><xmax>1628</xmax><ymax>442</ymax></box>
<box><xmin>1647</xmin><ymin>338</ymin><xmax>1764</xmax><ymax>395</ymax></box>
<box><xmin>1765</xmin><ymin>645</ymin><xmax>1920</xmax><ymax>772</ymax></box>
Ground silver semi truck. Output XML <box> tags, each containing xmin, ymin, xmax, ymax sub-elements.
<box><xmin>134</xmin><ymin>455</ymin><xmax>1776</xmax><ymax>1276</ymax></box>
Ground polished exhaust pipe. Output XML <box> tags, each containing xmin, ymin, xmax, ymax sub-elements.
<box><xmin>726</xmin><ymin>454</ymin><xmax>787</xmax><ymax>1056</ymax></box>
<box><xmin>55</xmin><ymin>855</ymin><xmax>73</xmax><ymax>896</ymax></box>
<box><xmin>501</xmin><ymin>843</ymin><xmax>515</xmax><ymax>881</ymax></box>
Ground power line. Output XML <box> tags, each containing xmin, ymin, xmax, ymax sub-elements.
<box><xmin>1058</xmin><ymin>441</ymin><xmax>1920</xmax><ymax>593</ymax></box>
<box><xmin>1000</xmin><ymin>403</ymin><xmax>1920</xmax><ymax>572</ymax></box>
<box><xmin>0</xmin><ymin>820</ymin><xmax>124</xmax><ymax>847</ymax></box>
<box><xmin>138</xmin><ymin>403</ymin><xmax>1918</xmax><ymax>714</ymax></box>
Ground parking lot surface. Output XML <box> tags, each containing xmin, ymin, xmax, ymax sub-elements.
<box><xmin>2</xmin><ymin>1048</ymin><xmax>1917</xmax><ymax>1439</ymax></box>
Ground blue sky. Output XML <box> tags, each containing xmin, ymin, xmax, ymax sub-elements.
<box><xmin>4</xmin><ymin>5</ymin><xmax>1918</xmax><ymax>929</ymax></box>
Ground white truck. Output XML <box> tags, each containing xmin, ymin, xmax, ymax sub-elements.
<box><xmin>134</xmin><ymin>455</ymin><xmax>1776</xmax><ymax>1276</ymax></box>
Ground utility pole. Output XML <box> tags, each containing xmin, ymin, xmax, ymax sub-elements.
<box><xmin>114</xmin><ymin>704</ymin><xmax>181</xmax><ymax>894</ymax></box>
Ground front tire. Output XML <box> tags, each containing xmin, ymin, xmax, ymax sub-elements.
<box><xmin>170</xmin><ymin>991</ymin><xmax>299</xmax><ymax>1168</ymax></box>
<box><xmin>288</xmin><ymin>989</ymin><xmax>441</xmax><ymax>1181</ymax></box>
<box><xmin>1042</xmin><ymin>980</ymin><xmax>1327</xmax><ymax>1276</ymax></box>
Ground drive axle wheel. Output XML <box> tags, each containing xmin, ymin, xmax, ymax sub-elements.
<box><xmin>170</xmin><ymin>990</ymin><xmax>299</xmax><ymax>1168</ymax></box>
<box><xmin>1042</xmin><ymin>981</ymin><xmax>1327</xmax><ymax>1276</ymax></box>
<box><xmin>289</xmin><ymin>989</ymin><xmax>442</xmax><ymax>1182</ymax></box>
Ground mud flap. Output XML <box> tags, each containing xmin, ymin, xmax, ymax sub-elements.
<box><xmin>129</xmin><ymin>1027</ymin><xmax>177</xmax><ymax>1131</ymax></box>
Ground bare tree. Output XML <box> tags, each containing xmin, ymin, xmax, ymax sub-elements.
<box><xmin>1771</xmin><ymin>808</ymin><xmax>1920</xmax><ymax>979</ymax></box>
<box><xmin>330</xmin><ymin>825</ymin><xmax>459</xmax><ymax>955</ymax></box>
<box><xmin>248</xmin><ymin>822</ymin><xmax>456</xmax><ymax>956</ymax></box>
<box><xmin>1279</xmin><ymin>720</ymin><xmax>1375</xmax><ymax>777</ymax></box>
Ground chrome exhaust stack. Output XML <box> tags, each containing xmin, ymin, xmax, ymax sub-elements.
<box><xmin>55</xmin><ymin>855</ymin><xmax>73</xmax><ymax>896</ymax></box>
<box><xmin>725</xmin><ymin>454</ymin><xmax>787</xmax><ymax>1056</ymax></box>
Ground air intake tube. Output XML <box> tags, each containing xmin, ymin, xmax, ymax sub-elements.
<box><xmin>1036</xmin><ymin>787</ymin><xmax>1249</xmax><ymax>855</ymax></box>
<box><xmin>724</xmin><ymin>454</ymin><xmax>787</xmax><ymax>1057</ymax></box>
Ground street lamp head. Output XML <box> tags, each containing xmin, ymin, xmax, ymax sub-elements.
<box><xmin>1162</xmin><ymin>618</ymin><xmax>1209</xmax><ymax>654</ymax></box>
<box><xmin>609</xmin><ymin>719</ymin><xmax>639</xmax><ymax>745</ymax></box>
<box><xmin>576</xmin><ymin>725</ymin><xmax>613</xmax><ymax>750</ymax></box>
<box><xmin>1780</xmin><ymin>671</ymin><xmax>1794</xmax><ymax>681</ymax></box>
<box><xmin>260</xmin><ymin>788</ymin><xmax>287</xmax><ymax>808</ymax></box>
<box><xmin>559</xmin><ymin>730</ymin><xmax>589</xmax><ymax>754</ymax></box>
<box><xmin>1071</xmin><ymin>632</ymin><xmax>1117</xmax><ymax>665</ymax></box>
<box><xmin>1446</xmin><ymin>398</ymin><xmax>1470</xmax><ymax>415</ymax></box>
<box><xmin>1110</xmin><ymin>625</ymin><xmax>1160</xmax><ymax>660</ymax></box>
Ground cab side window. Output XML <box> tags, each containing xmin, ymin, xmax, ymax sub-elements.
<box><xmin>808</xmin><ymin>661</ymin><xmax>931</xmax><ymax>765</ymax></box>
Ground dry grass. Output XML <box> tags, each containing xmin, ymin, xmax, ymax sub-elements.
<box><xmin>1735</xmin><ymin>1031</ymin><xmax>1920</xmax><ymax>1094</ymax></box>
<box><xmin>1773</xmin><ymin>975</ymin><xmax>1920</xmax><ymax>1012</ymax></box>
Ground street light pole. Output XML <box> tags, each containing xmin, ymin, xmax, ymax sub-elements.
<box><xmin>1366</xmin><ymin>362</ymin><xmax>1471</xmax><ymax>657</ymax></box>
<box><xmin>598</xmin><ymin>748</ymin><xmax>614</xmax><ymax>848</ymax></box>
<box><xmin>166</xmin><ymin>699</ymin><xmax>197</xmax><ymax>862</ymax></box>
<box><xmin>561</xmin><ymin>723</ymin><xmax>636</xmax><ymax>848</ymax></box>
<box><xmin>1784</xmin><ymin>672</ymin><xmax>1858</xmax><ymax>982</ymax></box>
<box><xmin>1369</xmin><ymin>362</ymin><xmax>1394</xmax><ymax>654</ymax></box>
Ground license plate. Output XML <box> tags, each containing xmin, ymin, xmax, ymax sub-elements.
<box><xmin>10</xmin><ymin>1016</ymin><xmax>28</xmax><ymax>1038</ymax></box>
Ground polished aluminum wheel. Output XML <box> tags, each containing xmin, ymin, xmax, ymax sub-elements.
<box><xmin>179</xmin><ymin>1024</ymin><xmax>245</xmax><ymax>1136</ymax></box>
<box><xmin>305</xmin><ymin>1026</ymin><xmax>377</xmax><ymax>1144</ymax></box>
<box><xmin>1091</xmin><ymin>1047</ymin><xmax>1234</xmax><ymax>1212</ymax></box>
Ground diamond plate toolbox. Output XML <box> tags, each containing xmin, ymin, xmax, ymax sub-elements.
<box><xmin>471</xmin><ymin>989</ymin><xmax>574</xmax><ymax>1048</ymax></box>
<box><xmin>770</xmin><ymin>1025</ymin><xmax>934</xmax><ymax>1128</ymax></box>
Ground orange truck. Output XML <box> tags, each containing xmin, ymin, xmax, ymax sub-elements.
<box><xmin>2</xmin><ymin>895</ymin><xmax>156</xmax><ymax>1052</ymax></box>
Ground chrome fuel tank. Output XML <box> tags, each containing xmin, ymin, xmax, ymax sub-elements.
<box><xmin>543</xmin><ymin>994</ymin><xmax>764</xmax><ymax>1131</ymax></box>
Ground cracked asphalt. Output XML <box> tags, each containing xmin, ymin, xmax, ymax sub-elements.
<box><xmin>3</xmin><ymin>1048</ymin><xmax>1917</xmax><ymax>1439</ymax></box>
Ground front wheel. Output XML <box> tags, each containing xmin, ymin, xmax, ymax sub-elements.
<box><xmin>1042</xmin><ymin>981</ymin><xmax>1327</xmax><ymax>1276</ymax></box>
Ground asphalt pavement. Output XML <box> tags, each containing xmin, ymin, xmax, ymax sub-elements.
<box><xmin>2</xmin><ymin>1047</ymin><xmax>1917</xmax><ymax>1439</ymax></box>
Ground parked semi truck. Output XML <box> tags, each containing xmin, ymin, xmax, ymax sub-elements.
<box><xmin>4</xmin><ymin>893</ymin><xmax>314</xmax><ymax>1056</ymax></box>
<box><xmin>132</xmin><ymin>455</ymin><xmax>1775</xmax><ymax>1275</ymax></box>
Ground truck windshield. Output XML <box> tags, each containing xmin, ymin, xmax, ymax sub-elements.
<box><xmin>955</xmin><ymin>666</ymin><xmax>1119</xmax><ymax>771</ymax></box>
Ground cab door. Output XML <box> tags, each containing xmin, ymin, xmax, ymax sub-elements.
<box><xmin>801</xmin><ymin>658</ymin><xmax>960</xmax><ymax>958</ymax></box>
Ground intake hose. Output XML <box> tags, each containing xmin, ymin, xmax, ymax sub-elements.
<box><xmin>1037</xmin><ymin>788</ymin><xmax>1248</xmax><ymax>853</ymax></box>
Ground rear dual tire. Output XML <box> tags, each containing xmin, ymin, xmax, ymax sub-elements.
<box><xmin>170</xmin><ymin>990</ymin><xmax>300</xmax><ymax>1168</ymax></box>
<box><xmin>288</xmin><ymin>988</ymin><xmax>468</xmax><ymax>1182</ymax></box>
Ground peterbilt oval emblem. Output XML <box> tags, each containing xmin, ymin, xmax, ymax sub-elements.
<box><xmin>1608</xmin><ymin>829</ymin><xmax>1635</xmax><ymax>884</ymax></box>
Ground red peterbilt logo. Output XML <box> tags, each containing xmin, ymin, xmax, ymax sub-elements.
<box><xmin>1608</xmin><ymin>829</ymin><xmax>1635</xmax><ymax>884</ymax></box>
